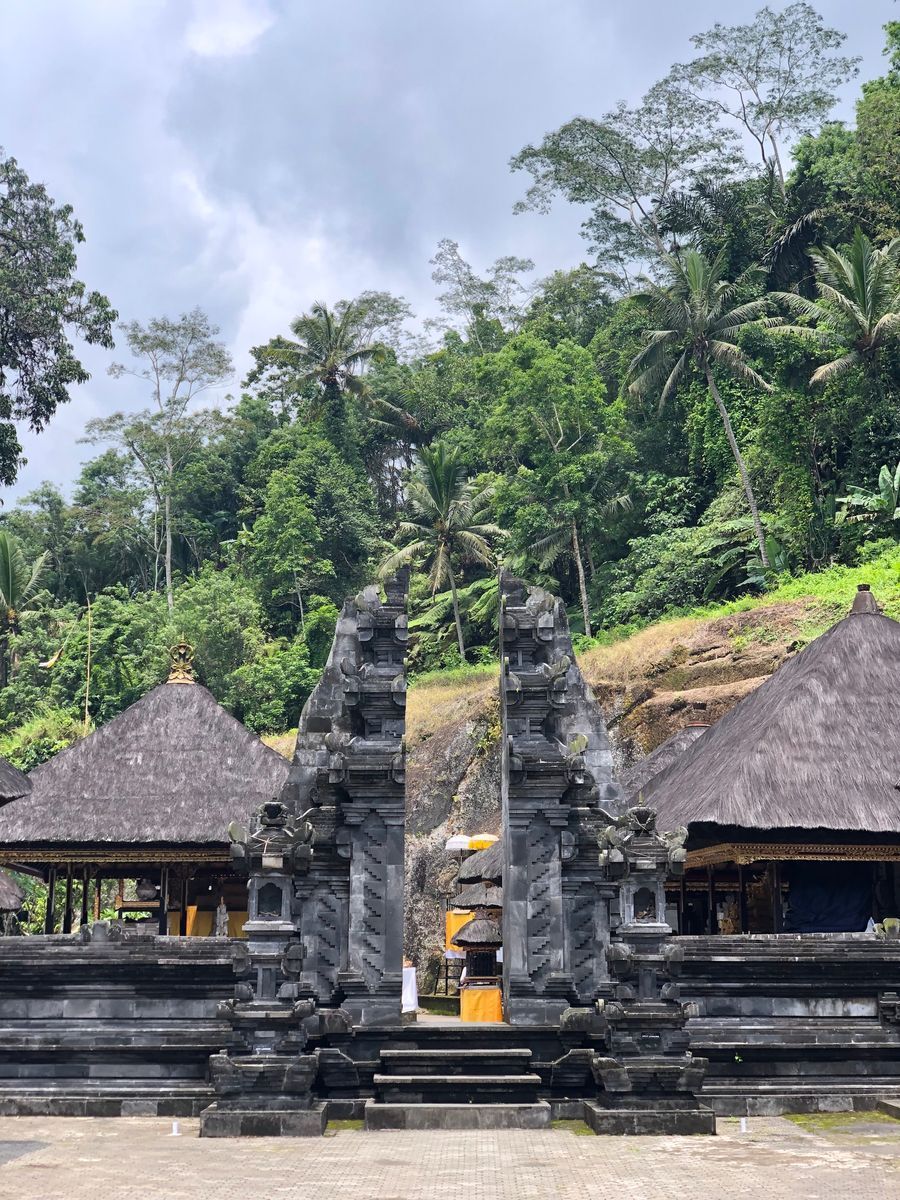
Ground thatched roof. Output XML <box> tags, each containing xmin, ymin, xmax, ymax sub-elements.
<box><xmin>620</xmin><ymin>724</ymin><xmax>709</xmax><ymax>803</ymax></box>
<box><xmin>0</xmin><ymin>870</ymin><xmax>24</xmax><ymax>910</ymax></box>
<box><xmin>451</xmin><ymin>882</ymin><xmax>503</xmax><ymax>909</ymax></box>
<box><xmin>457</xmin><ymin>839</ymin><xmax>503</xmax><ymax>884</ymax></box>
<box><xmin>0</xmin><ymin>681</ymin><xmax>291</xmax><ymax>845</ymax></box>
<box><xmin>0</xmin><ymin>754</ymin><xmax>30</xmax><ymax>805</ymax></box>
<box><xmin>641</xmin><ymin>589</ymin><xmax>900</xmax><ymax>833</ymax></box>
<box><xmin>451</xmin><ymin>915</ymin><xmax>502</xmax><ymax>947</ymax></box>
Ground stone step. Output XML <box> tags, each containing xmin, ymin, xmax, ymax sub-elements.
<box><xmin>372</xmin><ymin>1072</ymin><xmax>541</xmax><ymax>1105</ymax></box>
<box><xmin>377</xmin><ymin>1049</ymin><xmax>532</xmax><ymax>1076</ymax></box>
<box><xmin>701</xmin><ymin>1079</ymin><xmax>900</xmax><ymax>1116</ymax></box>
<box><xmin>0</xmin><ymin>1079</ymin><xmax>214</xmax><ymax>1118</ymax></box>
<box><xmin>364</xmin><ymin>1098</ymin><xmax>551</xmax><ymax>1131</ymax></box>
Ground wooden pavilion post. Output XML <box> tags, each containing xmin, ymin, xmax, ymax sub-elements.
<box><xmin>738</xmin><ymin>864</ymin><xmax>748</xmax><ymax>934</ymax></box>
<box><xmin>93</xmin><ymin>870</ymin><xmax>102</xmax><ymax>921</ymax></box>
<box><xmin>157</xmin><ymin>865</ymin><xmax>169</xmax><ymax>936</ymax></box>
<box><xmin>80</xmin><ymin>866</ymin><xmax>90</xmax><ymax>929</ymax></box>
<box><xmin>706</xmin><ymin>865</ymin><xmax>718</xmax><ymax>934</ymax></box>
<box><xmin>62</xmin><ymin>865</ymin><xmax>74</xmax><ymax>934</ymax></box>
<box><xmin>179</xmin><ymin>873</ymin><xmax>189</xmax><ymax>937</ymax></box>
<box><xmin>772</xmin><ymin>861</ymin><xmax>784</xmax><ymax>933</ymax></box>
<box><xmin>44</xmin><ymin>866</ymin><xmax>57</xmax><ymax>934</ymax></box>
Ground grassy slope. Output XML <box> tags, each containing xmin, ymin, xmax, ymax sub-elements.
<box><xmin>263</xmin><ymin>546</ymin><xmax>900</xmax><ymax>756</ymax></box>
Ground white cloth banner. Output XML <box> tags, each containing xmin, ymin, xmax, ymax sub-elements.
<box><xmin>402</xmin><ymin>965</ymin><xmax>419</xmax><ymax>1013</ymax></box>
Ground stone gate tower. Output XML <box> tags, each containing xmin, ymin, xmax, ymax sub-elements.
<box><xmin>499</xmin><ymin>574</ymin><xmax>623</xmax><ymax>1024</ymax></box>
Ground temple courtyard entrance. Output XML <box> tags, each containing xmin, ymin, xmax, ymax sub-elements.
<box><xmin>3</xmin><ymin>1113</ymin><xmax>900</xmax><ymax>1199</ymax></box>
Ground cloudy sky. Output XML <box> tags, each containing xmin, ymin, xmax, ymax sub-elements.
<box><xmin>2</xmin><ymin>0</ymin><xmax>896</xmax><ymax>500</ymax></box>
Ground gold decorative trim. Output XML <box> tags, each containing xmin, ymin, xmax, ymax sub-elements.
<box><xmin>686</xmin><ymin>841</ymin><xmax>900</xmax><ymax>868</ymax></box>
<box><xmin>0</xmin><ymin>847</ymin><xmax>231</xmax><ymax>866</ymax></box>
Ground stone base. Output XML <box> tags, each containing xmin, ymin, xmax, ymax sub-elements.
<box><xmin>583</xmin><ymin>1100</ymin><xmax>716</xmax><ymax>1136</ymax></box>
<box><xmin>364</xmin><ymin>1099</ymin><xmax>551</xmax><ymax>1131</ymax></box>
<box><xmin>199</xmin><ymin>1102</ymin><xmax>327</xmax><ymax>1137</ymax></box>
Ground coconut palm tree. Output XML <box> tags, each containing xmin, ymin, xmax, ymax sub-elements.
<box><xmin>379</xmin><ymin>443</ymin><xmax>504</xmax><ymax>661</ymax></box>
<box><xmin>267</xmin><ymin>300</ymin><xmax>415</xmax><ymax>454</ymax></box>
<box><xmin>0</xmin><ymin>532</ymin><xmax>49</xmax><ymax>688</ymax></box>
<box><xmin>628</xmin><ymin>249</ymin><xmax>777</xmax><ymax>566</ymax></box>
<box><xmin>773</xmin><ymin>229</ymin><xmax>900</xmax><ymax>384</ymax></box>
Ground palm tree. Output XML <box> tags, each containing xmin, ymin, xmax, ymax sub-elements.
<box><xmin>379</xmin><ymin>443</ymin><xmax>504</xmax><ymax>661</ymax></box>
<box><xmin>628</xmin><ymin>249</ymin><xmax>777</xmax><ymax>566</ymax></box>
<box><xmin>773</xmin><ymin>229</ymin><xmax>900</xmax><ymax>384</ymax></box>
<box><xmin>529</xmin><ymin>488</ymin><xmax>631</xmax><ymax>639</ymax></box>
<box><xmin>0</xmin><ymin>532</ymin><xmax>49</xmax><ymax>688</ymax></box>
<box><xmin>268</xmin><ymin>300</ymin><xmax>415</xmax><ymax>454</ymax></box>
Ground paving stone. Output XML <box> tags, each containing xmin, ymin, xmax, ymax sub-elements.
<box><xmin>3</xmin><ymin>1115</ymin><xmax>900</xmax><ymax>1199</ymax></box>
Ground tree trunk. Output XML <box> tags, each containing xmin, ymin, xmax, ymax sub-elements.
<box><xmin>448</xmin><ymin>567</ymin><xmax>466</xmax><ymax>662</ymax></box>
<box><xmin>0</xmin><ymin>627</ymin><xmax>8</xmax><ymax>692</ymax></box>
<box><xmin>571</xmin><ymin>520</ymin><xmax>593</xmax><ymax>638</ymax></box>
<box><xmin>704</xmin><ymin>365</ymin><xmax>769</xmax><ymax>568</ymax></box>
<box><xmin>164</xmin><ymin>449</ymin><xmax>174</xmax><ymax>612</ymax></box>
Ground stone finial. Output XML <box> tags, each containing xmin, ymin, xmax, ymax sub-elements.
<box><xmin>167</xmin><ymin>641</ymin><xmax>196</xmax><ymax>684</ymax></box>
<box><xmin>850</xmin><ymin>583</ymin><xmax>880</xmax><ymax>615</ymax></box>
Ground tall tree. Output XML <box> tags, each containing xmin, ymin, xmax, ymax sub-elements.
<box><xmin>628</xmin><ymin>250</ymin><xmax>776</xmax><ymax>565</ymax></box>
<box><xmin>429</xmin><ymin>239</ymin><xmax>535</xmax><ymax>351</ymax></box>
<box><xmin>0</xmin><ymin>531</ymin><xmax>48</xmax><ymax>688</ymax></box>
<box><xmin>511</xmin><ymin>79</ymin><xmax>735</xmax><ymax>285</ymax></box>
<box><xmin>248</xmin><ymin>295</ymin><xmax>415</xmax><ymax>456</ymax></box>
<box><xmin>774</xmin><ymin>230</ymin><xmax>900</xmax><ymax>383</ymax></box>
<box><xmin>86</xmin><ymin>309</ymin><xmax>232</xmax><ymax>611</ymax></box>
<box><xmin>0</xmin><ymin>151</ymin><xmax>116</xmax><ymax>485</ymax></box>
<box><xmin>674</xmin><ymin>3</ymin><xmax>859</xmax><ymax>193</ymax></box>
<box><xmin>379</xmin><ymin>442</ymin><xmax>503</xmax><ymax>660</ymax></box>
<box><xmin>481</xmin><ymin>333</ymin><xmax>632</xmax><ymax>636</ymax></box>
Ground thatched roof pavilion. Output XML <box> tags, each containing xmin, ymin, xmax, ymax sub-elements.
<box><xmin>641</xmin><ymin>586</ymin><xmax>900</xmax><ymax>933</ymax></box>
<box><xmin>0</xmin><ymin>753</ymin><xmax>30</xmax><ymax>805</ymax></box>
<box><xmin>0</xmin><ymin>645</ymin><xmax>290</xmax><ymax>935</ymax></box>
<box><xmin>620</xmin><ymin>723</ymin><xmax>709</xmax><ymax>803</ymax></box>
<box><xmin>457</xmin><ymin>839</ymin><xmax>503</xmax><ymax>885</ymax></box>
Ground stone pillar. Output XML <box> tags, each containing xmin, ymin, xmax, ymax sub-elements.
<box><xmin>499</xmin><ymin>575</ymin><xmax>621</xmax><ymax>1025</ymax></box>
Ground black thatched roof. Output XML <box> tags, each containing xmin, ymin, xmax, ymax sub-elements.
<box><xmin>0</xmin><ymin>870</ymin><xmax>23</xmax><ymax>910</ymax></box>
<box><xmin>641</xmin><ymin>591</ymin><xmax>900</xmax><ymax>833</ymax></box>
<box><xmin>620</xmin><ymin>724</ymin><xmax>709</xmax><ymax>803</ymax></box>
<box><xmin>0</xmin><ymin>755</ymin><xmax>30</xmax><ymax>805</ymax></box>
<box><xmin>451</xmin><ymin>882</ymin><xmax>503</xmax><ymax>909</ymax></box>
<box><xmin>451</xmin><ymin>914</ymin><xmax>502</xmax><ymax>947</ymax></box>
<box><xmin>0</xmin><ymin>681</ymin><xmax>291</xmax><ymax>845</ymax></box>
<box><xmin>457</xmin><ymin>839</ymin><xmax>503</xmax><ymax>884</ymax></box>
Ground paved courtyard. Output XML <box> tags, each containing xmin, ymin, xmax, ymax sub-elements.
<box><xmin>3</xmin><ymin>1113</ymin><xmax>900</xmax><ymax>1199</ymax></box>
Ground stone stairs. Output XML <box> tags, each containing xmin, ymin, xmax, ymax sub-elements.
<box><xmin>365</xmin><ymin>1047</ymin><xmax>551</xmax><ymax>1129</ymax></box>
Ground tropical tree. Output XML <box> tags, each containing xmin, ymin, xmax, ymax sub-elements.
<box><xmin>250</xmin><ymin>296</ymin><xmax>415</xmax><ymax>455</ymax></box>
<box><xmin>628</xmin><ymin>249</ymin><xmax>776</xmax><ymax>565</ymax></box>
<box><xmin>0</xmin><ymin>531</ymin><xmax>49</xmax><ymax>688</ymax></box>
<box><xmin>773</xmin><ymin>229</ymin><xmax>900</xmax><ymax>384</ymax></box>
<box><xmin>379</xmin><ymin>443</ymin><xmax>504</xmax><ymax>660</ymax></box>
<box><xmin>0</xmin><ymin>151</ymin><xmax>116</xmax><ymax>485</ymax></box>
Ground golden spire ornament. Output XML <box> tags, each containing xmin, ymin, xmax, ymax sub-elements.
<box><xmin>167</xmin><ymin>640</ymin><xmax>196</xmax><ymax>684</ymax></box>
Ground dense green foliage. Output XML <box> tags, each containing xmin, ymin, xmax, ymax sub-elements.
<box><xmin>5</xmin><ymin>9</ymin><xmax>900</xmax><ymax>761</ymax></box>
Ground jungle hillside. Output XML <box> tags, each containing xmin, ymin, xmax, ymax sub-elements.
<box><xmin>3</xmin><ymin>6</ymin><xmax>900</xmax><ymax>768</ymax></box>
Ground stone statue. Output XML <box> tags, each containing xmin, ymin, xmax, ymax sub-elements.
<box><xmin>214</xmin><ymin>899</ymin><xmax>228</xmax><ymax>938</ymax></box>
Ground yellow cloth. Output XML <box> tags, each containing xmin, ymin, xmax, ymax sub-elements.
<box><xmin>445</xmin><ymin>909</ymin><xmax>473</xmax><ymax>951</ymax></box>
<box><xmin>169</xmin><ymin>907</ymin><xmax>248</xmax><ymax>938</ymax></box>
<box><xmin>460</xmin><ymin>986</ymin><xmax>503</xmax><ymax>1023</ymax></box>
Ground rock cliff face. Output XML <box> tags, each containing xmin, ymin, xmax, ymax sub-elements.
<box><xmin>402</xmin><ymin>598</ymin><xmax>839</xmax><ymax>980</ymax></box>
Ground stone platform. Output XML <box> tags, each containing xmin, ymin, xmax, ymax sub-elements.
<box><xmin>200</xmin><ymin>1102</ymin><xmax>327</xmax><ymax>1137</ymax></box>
